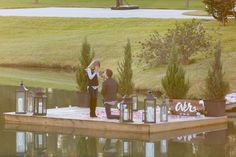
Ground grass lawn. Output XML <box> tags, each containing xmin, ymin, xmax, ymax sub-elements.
<box><xmin>0</xmin><ymin>0</ymin><xmax>204</xmax><ymax>9</ymax></box>
<box><xmin>0</xmin><ymin>17</ymin><xmax>235</xmax><ymax>98</ymax></box>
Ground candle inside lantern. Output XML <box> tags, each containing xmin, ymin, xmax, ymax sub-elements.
<box><xmin>38</xmin><ymin>101</ymin><xmax>43</xmax><ymax>114</ymax></box>
<box><xmin>124</xmin><ymin>108</ymin><xmax>128</xmax><ymax>121</ymax></box>
<box><xmin>18</xmin><ymin>98</ymin><xmax>24</xmax><ymax>113</ymax></box>
<box><xmin>147</xmin><ymin>106</ymin><xmax>154</xmax><ymax>122</ymax></box>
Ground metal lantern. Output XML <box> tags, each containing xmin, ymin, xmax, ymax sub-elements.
<box><xmin>28</xmin><ymin>91</ymin><xmax>34</xmax><ymax>113</ymax></box>
<box><xmin>120</xmin><ymin>96</ymin><xmax>133</xmax><ymax>122</ymax></box>
<box><xmin>34</xmin><ymin>132</ymin><xmax>47</xmax><ymax>151</ymax></box>
<box><xmin>132</xmin><ymin>95</ymin><xmax>138</xmax><ymax>111</ymax></box>
<box><xmin>16</xmin><ymin>82</ymin><xmax>28</xmax><ymax>114</ymax></box>
<box><xmin>145</xmin><ymin>142</ymin><xmax>155</xmax><ymax>157</ymax></box>
<box><xmin>33</xmin><ymin>89</ymin><xmax>47</xmax><ymax>116</ymax></box>
<box><xmin>160</xmin><ymin>98</ymin><xmax>169</xmax><ymax>122</ymax></box>
<box><xmin>16</xmin><ymin>132</ymin><xmax>27</xmax><ymax>157</ymax></box>
<box><xmin>144</xmin><ymin>91</ymin><xmax>157</xmax><ymax>123</ymax></box>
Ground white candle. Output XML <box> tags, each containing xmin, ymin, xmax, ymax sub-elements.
<box><xmin>124</xmin><ymin>109</ymin><xmax>128</xmax><ymax>121</ymax></box>
<box><xmin>38</xmin><ymin>102</ymin><xmax>43</xmax><ymax>114</ymax></box>
<box><xmin>17</xmin><ymin>98</ymin><xmax>24</xmax><ymax>112</ymax></box>
<box><xmin>147</xmin><ymin>106</ymin><xmax>154</xmax><ymax>122</ymax></box>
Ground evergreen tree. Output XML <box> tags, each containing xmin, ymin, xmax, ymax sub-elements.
<box><xmin>205</xmin><ymin>41</ymin><xmax>229</xmax><ymax>100</ymax></box>
<box><xmin>161</xmin><ymin>44</ymin><xmax>189</xmax><ymax>99</ymax></box>
<box><xmin>117</xmin><ymin>40</ymin><xmax>134</xmax><ymax>96</ymax></box>
<box><xmin>76</xmin><ymin>38</ymin><xmax>94</xmax><ymax>92</ymax></box>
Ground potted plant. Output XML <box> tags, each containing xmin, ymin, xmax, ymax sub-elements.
<box><xmin>204</xmin><ymin>41</ymin><xmax>229</xmax><ymax>117</ymax></box>
<box><xmin>76</xmin><ymin>38</ymin><xmax>94</xmax><ymax>107</ymax></box>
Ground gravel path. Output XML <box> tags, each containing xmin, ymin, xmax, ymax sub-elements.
<box><xmin>0</xmin><ymin>7</ymin><xmax>213</xmax><ymax>19</ymax></box>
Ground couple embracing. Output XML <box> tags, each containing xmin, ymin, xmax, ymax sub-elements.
<box><xmin>86</xmin><ymin>60</ymin><xmax>119</xmax><ymax>119</ymax></box>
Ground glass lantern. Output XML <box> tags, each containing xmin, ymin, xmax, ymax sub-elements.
<box><xmin>33</xmin><ymin>89</ymin><xmax>47</xmax><ymax>116</ymax></box>
<box><xmin>120</xmin><ymin>96</ymin><xmax>133</xmax><ymax>122</ymax></box>
<box><xmin>28</xmin><ymin>91</ymin><xmax>34</xmax><ymax>113</ymax></box>
<box><xmin>16</xmin><ymin>132</ymin><xmax>27</xmax><ymax>157</ymax></box>
<box><xmin>144</xmin><ymin>91</ymin><xmax>157</xmax><ymax>123</ymax></box>
<box><xmin>132</xmin><ymin>95</ymin><xmax>138</xmax><ymax>111</ymax></box>
<box><xmin>34</xmin><ymin>132</ymin><xmax>47</xmax><ymax>151</ymax></box>
<box><xmin>16</xmin><ymin>82</ymin><xmax>28</xmax><ymax>114</ymax></box>
<box><xmin>160</xmin><ymin>98</ymin><xmax>169</xmax><ymax>122</ymax></box>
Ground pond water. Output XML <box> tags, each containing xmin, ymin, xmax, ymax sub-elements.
<box><xmin>0</xmin><ymin>85</ymin><xmax>236</xmax><ymax>157</ymax></box>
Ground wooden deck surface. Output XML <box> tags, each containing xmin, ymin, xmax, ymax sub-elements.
<box><xmin>3</xmin><ymin>107</ymin><xmax>228</xmax><ymax>134</ymax></box>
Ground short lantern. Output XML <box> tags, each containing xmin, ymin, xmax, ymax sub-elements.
<box><xmin>34</xmin><ymin>132</ymin><xmax>47</xmax><ymax>151</ymax></box>
<box><xmin>160</xmin><ymin>98</ymin><xmax>169</xmax><ymax>122</ymax></box>
<box><xmin>120</xmin><ymin>96</ymin><xmax>133</xmax><ymax>122</ymax></box>
<box><xmin>33</xmin><ymin>89</ymin><xmax>47</xmax><ymax>116</ymax></box>
<box><xmin>28</xmin><ymin>91</ymin><xmax>34</xmax><ymax>113</ymax></box>
<box><xmin>132</xmin><ymin>95</ymin><xmax>138</xmax><ymax>111</ymax></box>
<box><xmin>144</xmin><ymin>91</ymin><xmax>157</xmax><ymax>123</ymax></box>
<box><xmin>16</xmin><ymin>82</ymin><xmax>28</xmax><ymax>114</ymax></box>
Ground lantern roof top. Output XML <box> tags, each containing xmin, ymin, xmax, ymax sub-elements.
<box><xmin>35</xmin><ymin>88</ymin><xmax>46</xmax><ymax>96</ymax></box>
<box><xmin>16</xmin><ymin>82</ymin><xmax>28</xmax><ymax>92</ymax></box>
<box><xmin>144</xmin><ymin>91</ymin><xmax>156</xmax><ymax>100</ymax></box>
<box><xmin>122</xmin><ymin>95</ymin><xmax>132</xmax><ymax>103</ymax></box>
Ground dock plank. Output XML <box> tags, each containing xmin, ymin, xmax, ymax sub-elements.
<box><xmin>3</xmin><ymin>107</ymin><xmax>228</xmax><ymax>134</ymax></box>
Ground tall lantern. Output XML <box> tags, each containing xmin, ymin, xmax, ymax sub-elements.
<box><xmin>33</xmin><ymin>89</ymin><xmax>47</xmax><ymax>116</ymax></box>
<box><xmin>16</xmin><ymin>82</ymin><xmax>28</xmax><ymax>114</ymax></box>
<box><xmin>120</xmin><ymin>96</ymin><xmax>133</xmax><ymax>122</ymax></box>
<box><xmin>160</xmin><ymin>97</ymin><xmax>169</xmax><ymax>122</ymax></box>
<box><xmin>144</xmin><ymin>91</ymin><xmax>157</xmax><ymax>123</ymax></box>
<box><xmin>28</xmin><ymin>91</ymin><xmax>34</xmax><ymax>113</ymax></box>
<box><xmin>132</xmin><ymin>95</ymin><xmax>138</xmax><ymax>111</ymax></box>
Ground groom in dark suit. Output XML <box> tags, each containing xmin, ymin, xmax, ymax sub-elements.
<box><xmin>101</xmin><ymin>69</ymin><xmax>120</xmax><ymax>119</ymax></box>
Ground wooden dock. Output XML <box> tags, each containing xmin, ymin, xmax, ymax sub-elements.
<box><xmin>3</xmin><ymin>107</ymin><xmax>228</xmax><ymax>134</ymax></box>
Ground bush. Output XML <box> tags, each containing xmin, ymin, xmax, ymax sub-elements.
<box><xmin>204</xmin><ymin>41</ymin><xmax>229</xmax><ymax>100</ymax></box>
<box><xmin>161</xmin><ymin>43</ymin><xmax>190</xmax><ymax>99</ymax></box>
<box><xmin>76</xmin><ymin>38</ymin><xmax>94</xmax><ymax>92</ymax></box>
<box><xmin>117</xmin><ymin>40</ymin><xmax>134</xmax><ymax>96</ymax></box>
<box><xmin>138</xmin><ymin>19</ymin><xmax>210</xmax><ymax>66</ymax></box>
<box><xmin>203</xmin><ymin>0</ymin><xmax>235</xmax><ymax>26</ymax></box>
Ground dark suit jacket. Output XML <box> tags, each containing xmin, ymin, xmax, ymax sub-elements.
<box><xmin>101</xmin><ymin>78</ymin><xmax>118</xmax><ymax>102</ymax></box>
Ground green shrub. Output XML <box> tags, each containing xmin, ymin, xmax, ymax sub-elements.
<box><xmin>139</xmin><ymin>19</ymin><xmax>210</xmax><ymax>66</ymax></box>
<box><xmin>161</xmin><ymin>43</ymin><xmax>190</xmax><ymax>99</ymax></box>
<box><xmin>204</xmin><ymin>41</ymin><xmax>229</xmax><ymax>100</ymax></box>
<box><xmin>117</xmin><ymin>40</ymin><xmax>134</xmax><ymax>96</ymax></box>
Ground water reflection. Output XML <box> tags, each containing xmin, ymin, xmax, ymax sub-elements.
<box><xmin>0</xmin><ymin>128</ymin><xmax>230</xmax><ymax>157</ymax></box>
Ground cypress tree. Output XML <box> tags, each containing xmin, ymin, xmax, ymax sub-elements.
<box><xmin>205</xmin><ymin>41</ymin><xmax>229</xmax><ymax>100</ymax></box>
<box><xmin>161</xmin><ymin>44</ymin><xmax>189</xmax><ymax>99</ymax></box>
<box><xmin>117</xmin><ymin>40</ymin><xmax>134</xmax><ymax>96</ymax></box>
<box><xmin>76</xmin><ymin>38</ymin><xmax>94</xmax><ymax>92</ymax></box>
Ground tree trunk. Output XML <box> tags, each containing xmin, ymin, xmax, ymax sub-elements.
<box><xmin>185</xmin><ymin>0</ymin><xmax>189</xmax><ymax>8</ymax></box>
<box><xmin>34</xmin><ymin>0</ymin><xmax>39</xmax><ymax>4</ymax></box>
